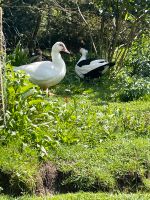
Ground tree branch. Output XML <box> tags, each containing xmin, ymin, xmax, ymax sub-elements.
<box><xmin>76</xmin><ymin>2</ymin><xmax>97</xmax><ymax>55</ymax></box>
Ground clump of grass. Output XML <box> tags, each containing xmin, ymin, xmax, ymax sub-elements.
<box><xmin>48</xmin><ymin>138</ymin><xmax>150</xmax><ymax>193</ymax></box>
<box><xmin>0</xmin><ymin>141</ymin><xmax>39</xmax><ymax>195</ymax></box>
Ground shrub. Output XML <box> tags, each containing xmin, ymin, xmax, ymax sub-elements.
<box><xmin>126</xmin><ymin>34</ymin><xmax>150</xmax><ymax>78</ymax></box>
<box><xmin>6</xmin><ymin>42</ymin><xmax>30</xmax><ymax>66</ymax></box>
<box><xmin>116</xmin><ymin>72</ymin><xmax>150</xmax><ymax>101</ymax></box>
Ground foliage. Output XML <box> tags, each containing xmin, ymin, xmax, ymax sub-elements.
<box><xmin>3</xmin><ymin>64</ymin><xmax>56</xmax><ymax>156</ymax></box>
<box><xmin>114</xmin><ymin>71</ymin><xmax>150</xmax><ymax>101</ymax></box>
<box><xmin>2</xmin><ymin>62</ymin><xmax>82</xmax><ymax>156</ymax></box>
<box><xmin>6</xmin><ymin>43</ymin><xmax>30</xmax><ymax>66</ymax></box>
<box><xmin>2</xmin><ymin>0</ymin><xmax>42</xmax><ymax>50</ymax></box>
<box><xmin>2</xmin><ymin>0</ymin><xmax>150</xmax><ymax>63</ymax></box>
<box><xmin>125</xmin><ymin>34</ymin><xmax>150</xmax><ymax>78</ymax></box>
<box><xmin>1</xmin><ymin>38</ymin><xmax>149</xmax><ymax>194</ymax></box>
<box><xmin>113</xmin><ymin>34</ymin><xmax>150</xmax><ymax>101</ymax></box>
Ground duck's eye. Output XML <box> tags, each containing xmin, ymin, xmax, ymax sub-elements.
<box><xmin>59</xmin><ymin>43</ymin><xmax>64</xmax><ymax>48</ymax></box>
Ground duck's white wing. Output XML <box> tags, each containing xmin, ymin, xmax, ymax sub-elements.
<box><xmin>76</xmin><ymin>60</ymin><xmax>109</xmax><ymax>75</ymax></box>
<box><xmin>14</xmin><ymin>61</ymin><xmax>58</xmax><ymax>80</ymax></box>
<box><xmin>90</xmin><ymin>59</ymin><xmax>106</xmax><ymax>64</ymax></box>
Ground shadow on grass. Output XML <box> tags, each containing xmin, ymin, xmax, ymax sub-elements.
<box><xmin>54</xmin><ymin>68</ymin><xmax>118</xmax><ymax>104</ymax></box>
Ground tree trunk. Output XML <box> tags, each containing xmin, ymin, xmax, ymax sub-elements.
<box><xmin>0</xmin><ymin>7</ymin><xmax>6</xmax><ymax>126</ymax></box>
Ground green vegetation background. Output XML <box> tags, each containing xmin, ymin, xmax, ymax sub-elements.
<box><xmin>0</xmin><ymin>0</ymin><xmax>150</xmax><ymax>199</ymax></box>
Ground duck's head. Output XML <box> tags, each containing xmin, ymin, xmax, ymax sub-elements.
<box><xmin>52</xmin><ymin>42</ymin><xmax>70</xmax><ymax>54</ymax></box>
<box><xmin>79</xmin><ymin>48</ymin><xmax>88</xmax><ymax>56</ymax></box>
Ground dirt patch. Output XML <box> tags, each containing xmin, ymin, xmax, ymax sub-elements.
<box><xmin>0</xmin><ymin>169</ymin><xmax>30</xmax><ymax>196</ymax></box>
<box><xmin>116</xmin><ymin>171</ymin><xmax>143</xmax><ymax>192</ymax></box>
<box><xmin>35</xmin><ymin>165</ymin><xmax>146</xmax><ymax>194</ymax></box>
<box><xmin>35</xmin><ymin>162</ymin><xmax>58</xmax><ymax>195</ymax></box>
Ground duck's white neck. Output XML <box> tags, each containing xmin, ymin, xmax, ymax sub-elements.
<box><xmin>51</xmin><ymin>51</ymin><xmax>65</xmax><ymax>68</ymax></box>
<box><xmin>78</xmin><ymin>54</ymin><xmax>87</xmax><ymax>63</ymax></box>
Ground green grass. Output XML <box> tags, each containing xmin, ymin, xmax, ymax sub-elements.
<box><xmin>0</xmin><ymin>63</ymin><xmax>150</xmax><ymax>197</ymax></box>
<box><xmin>1</xmin><ymin>192</ymin><xmax>150</xmax><ymax>200</ymax></box>
<box><xmin>0</xmin><ymin>141</ymin><xmax>39</xmax><ymax>195</ymax></box>
<box><xmin>48</xmin><ymin>137</ymin><xmax>150</xmax><ymax>192</ymax></box>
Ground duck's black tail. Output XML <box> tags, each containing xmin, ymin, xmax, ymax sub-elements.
<box><xmin>109</xmin><ymin>61</ymin><xmax>116</xmax><ymax>67</ymax></box>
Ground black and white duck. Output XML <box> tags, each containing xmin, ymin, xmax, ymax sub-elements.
<box><xmin>75</xmin><ymin>48</ymin><xmax>115</xmax><ymax>79</ymax></box>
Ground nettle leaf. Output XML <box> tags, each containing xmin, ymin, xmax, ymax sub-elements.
<box><xmin>28</xmin><ymin>99</ymin><xmax>46</xmax><ymax>106</ymax></box>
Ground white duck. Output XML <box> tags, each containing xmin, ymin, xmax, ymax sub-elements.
<box><xmin>75</xmin><ymin>48</ymin><xmax>115</xmax><ymax>79</ymax></box>
<box><xmin>14</xmin><ymin>42</ymin><xmax>70</xmax><ymax>94</ymax></box>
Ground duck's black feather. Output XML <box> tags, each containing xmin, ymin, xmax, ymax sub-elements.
<box><xmin>84</xmin><ymin>62</ymin><xmax>115</xmax><ymax>79</ymax></box>
<box><xmin>84</xmin><ymin>64</ymin><xmax>107</xmax><ymax>78</ymax></box>
<box><xmin>77</xmin><ymin>58</ymin><xmax>96</xmax><ymax>67</ymax></box>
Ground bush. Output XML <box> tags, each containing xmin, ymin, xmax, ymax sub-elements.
<box><xmin>112</xmin><ymin>34</ymin><xmax>150</xmax><ymax>102</ymax></box>
<box><xmin>116</xmin><ymin>72</ymin><xmax>150</xmax><ymax>101</ymax></box>
<box><xmin>6</xmin><ymin>42</ymin><xmax>30</xmax><ymax>66</ymax></box>
<box><xmin>127</xmin><ymin>34</ymin><xmax>150</xmax><ymax>78</ymax></box>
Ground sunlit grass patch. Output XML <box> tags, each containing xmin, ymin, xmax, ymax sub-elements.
<box><xmin>0</xmin><ymin>141</ymin><xmax>38</xmax><ymax>195</ymax></box>
<box><xmin>48</xmin><ymin>137</ymin><xmax>150</xmax><ymax>192</ymax></box>
<box><xmin>1</xmin><ymin>192</ymin><xmax>150</xmax><ymax>200</ymax></box>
